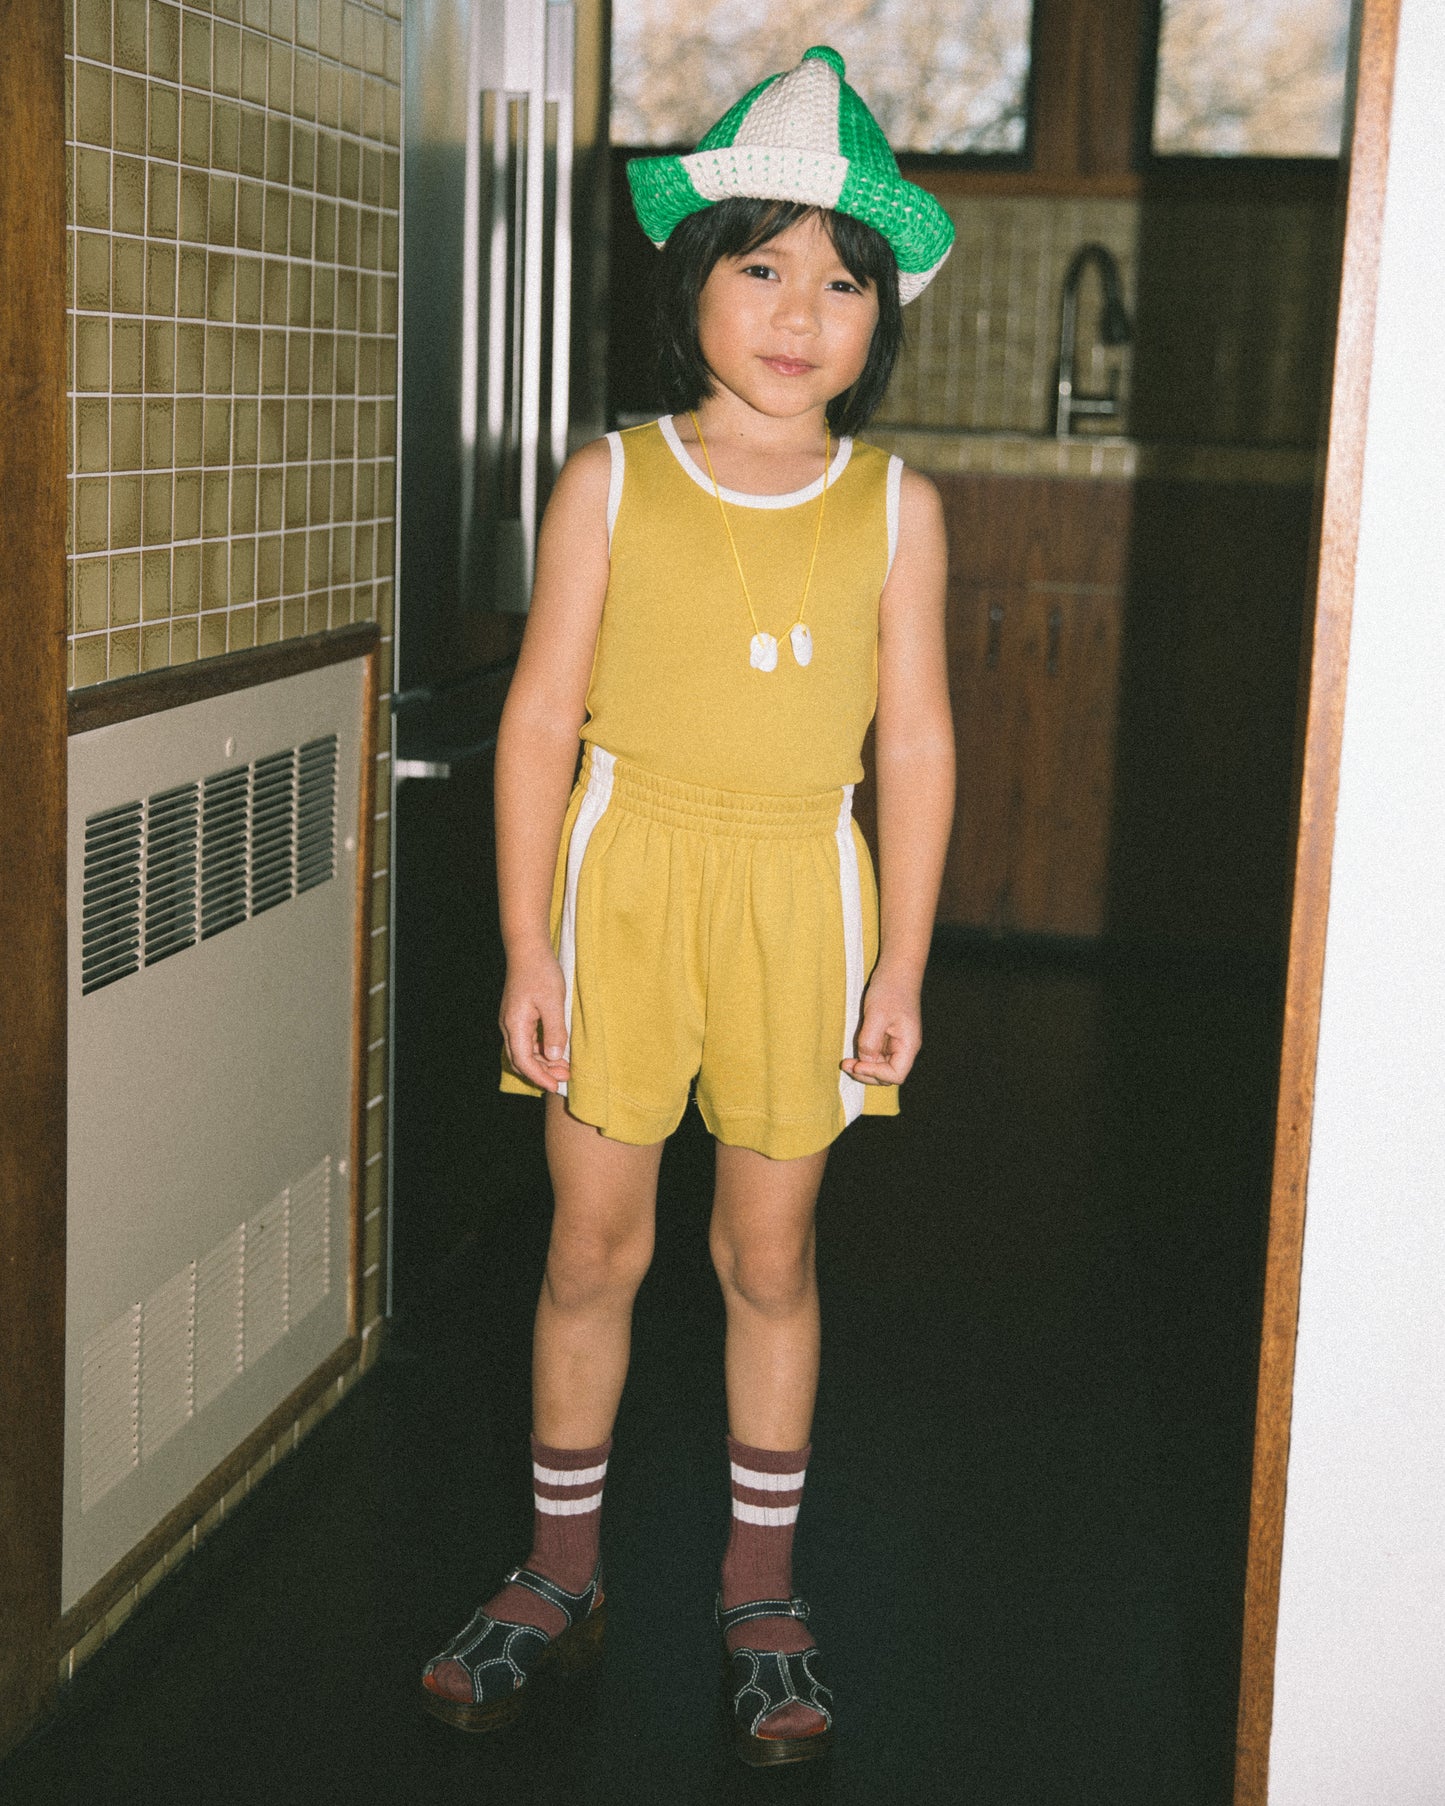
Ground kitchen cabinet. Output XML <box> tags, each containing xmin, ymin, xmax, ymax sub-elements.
<box><xmin>880</xmin><ymin>468</ymin><xmax>1314</xmax><ymax>954</ymax></box>
<box><xmin>935</xmin><ymin>475</ymin><xmax>1131</xmax><ymax>939</ymax></box>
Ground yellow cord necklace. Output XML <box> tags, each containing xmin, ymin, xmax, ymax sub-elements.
<box><xmin>689</xmin><ymin>411</ymin><xmax>830</xmax><ymax>672</ymax></box>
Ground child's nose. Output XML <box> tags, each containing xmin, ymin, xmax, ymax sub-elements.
<box><xmin>772</xmin><ymin>285</ymin><xmax>820</xmax><ymax>334</ymax></box>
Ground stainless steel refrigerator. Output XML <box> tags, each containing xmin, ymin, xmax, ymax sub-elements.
<box><xmin>389</xmin><ymin>0</ymin><xmax>609</xmax><ymax>1316</ymax></box>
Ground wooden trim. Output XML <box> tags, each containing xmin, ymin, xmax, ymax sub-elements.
<box><xmin>57</xmin><ymin>1335</ymin><xmax>363</xmax><ymax>1648</ymax></box>
<box><xmin>0</xmin><ymin>0</ymin><xmax>69</xmax><ymax>1762</ymax></box>
<box><xmin>349</xmin><ymin>639</ymin><xmax>380</xmax><ymax>1336</ymax></box>
<box><xmin>1028</xmin><ymin>0</ymin><xmax>1154</xmax><ymax>181</ymax></box>
<box><xmin>1232</xmin><ymin>4</ymin><xmax>1403</xmax><ymax>1802</ymax></box>
<box><xmin>68</xmin><ymin>622</ymin><xmax>381</xmax><ymax>735</ymax></box>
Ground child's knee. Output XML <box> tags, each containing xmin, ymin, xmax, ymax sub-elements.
<box><xmin>545</xmin><ymin>1220</ymin><xmax>654</xmax><ymax>1311</ymax></box>
<box><xmin>711</xmin><ymin>1232</ymin><xmax>815</xmax><ymax>1316</ymax></box>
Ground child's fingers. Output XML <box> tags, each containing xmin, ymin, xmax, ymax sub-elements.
<box><xmin>843</xmin><ymin>1014</ymin><xmax>921</xmax><ymax>1085</ymax></box>
<box><xmin>501</xmin><ymin>995</ymin><xmax>569</xmax><ymax>1093</ymax></box>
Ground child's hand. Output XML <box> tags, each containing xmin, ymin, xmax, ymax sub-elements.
<box><xmin>500</xmin><ymin>945</ymin><xmax>571</xmax><ymax>1093</ymax></box>
<box><xmin>842</xmin><ymin>971</ymin><xmax>922</xmax><ymax>1087</ymax></box>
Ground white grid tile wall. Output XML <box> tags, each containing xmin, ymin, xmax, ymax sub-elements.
<box><xmin>64</xmin><ymin>0</ymin><xmax>402</xmax><ymax>691</ymax></box>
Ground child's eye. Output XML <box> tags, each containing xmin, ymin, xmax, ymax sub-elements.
<box><xmin>739</xmin><ymin>263</ymin><xmax>777</xmax><ymax>280</ymax></box>
<box><xmin>828</xmin><ymin>279</ymin><xmax>863</xmax><ymax>295</ymax></box>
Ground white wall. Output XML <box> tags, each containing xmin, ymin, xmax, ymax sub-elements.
<box><xmin>1269</xmin><ymin>0</ymin><xmax>1445</xmax><ymax>1799</ymax></box>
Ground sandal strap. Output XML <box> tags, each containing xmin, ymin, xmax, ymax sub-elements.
<box><xmin>717</xmin><ymin>1595</ymin><xmax>810</xmax><ymax>1635</ymax></box>
<box><xmin>506</xmin><ymin>1563</ymin><xmax>600</xmax><ymax>1625</ymax></box>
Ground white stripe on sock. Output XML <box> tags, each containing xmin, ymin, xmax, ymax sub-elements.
<box><xmin>534</xmin><ymin>1488</ymin><xmax>604</xmax><ymax>1516</ymax></box>
<box><xmin>533</xmin><ymin>1460</ymin><xmax>609</xmax><ymax>1487</ymax></box>
<box><xmin>732</xmin><ymin>1498</ymin><xmax>800</xmax><ymax>1527</ymax></box>
<box><xmin>730</xmin><ymin>1462</ymin><xmax>807</xmax><ymax>1492</ymax></box>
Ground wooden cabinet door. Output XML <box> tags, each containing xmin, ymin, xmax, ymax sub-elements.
<box><xmin>943</xmin><ymin>583</ymin><xmax>1122</xmax><ymax>938</ymax></box>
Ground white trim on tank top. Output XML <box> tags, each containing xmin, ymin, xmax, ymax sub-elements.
<box><xmin>657</xmin><ymin>412</ymin><xmax>853</xmax><ymax>508</ymax></box>
<box><xmin>885</xmin><ymin>453</ymin><xmax>903</xmax><ymax>578</ymax></box>
<box><xmin>605</xmin><ymin>429</ymin><xmax>624</xmax><ymax>547</ymax></box>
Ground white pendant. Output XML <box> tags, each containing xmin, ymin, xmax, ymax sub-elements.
<box><xmin>750</xmin><ymin>632</ymin><xmax>779</xmax><ymax>672</ymax></box>
<box><xmin>789</xmin><ymin>623</ymin><xmax>814</xmax><ymax>667</ymax></box>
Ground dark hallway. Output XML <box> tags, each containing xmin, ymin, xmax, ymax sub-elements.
<box><xmin>4</xmin><ymin>943</ymin><xmax>1274</xmax><ymax>1806</ymax></box>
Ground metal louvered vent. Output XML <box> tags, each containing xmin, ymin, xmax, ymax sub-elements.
<box><xmin>78</xmin><ymin>1155</ymin><xmax>335</xmax><ymax>1516</ymax></box>
<box><xmin>201</xmin><ymin>766</ymin><xmax>250</xmax><ymax>939</ymax></box>
<box><xmin>82</xmin><ymin>737</ymin><xmax>341</xmax><ymax>995</ymax></box>
<box><xmin>144</xmin><ymin>783</ymin><xmax>199</xmax><ymax>967</ymax></box>
<box><xmin>82</xmin><ymin>802</ymin><xmax>144</xmax><ymax>994</ymax></box>
<box><xmin>251</xmin><ymin>749</ymin><xmax>297</xmax><ymax>916</ymax></box>
<box><xmin>297</xmin><ymin>735</ymin><xmax>338</xmax><ymax>893</ymax></box>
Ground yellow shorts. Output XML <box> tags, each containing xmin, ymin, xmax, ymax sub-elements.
<box><xmin>500</xmin><ymin>745</ymin><xmax>899</xmax><ymax>1160</ymax></box>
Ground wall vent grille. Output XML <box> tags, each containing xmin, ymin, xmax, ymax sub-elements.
<box><xmin>144</xmin><ymin>783</ymin><xmax>200</xmax><ymax>967</ymax></box>
<box><xmin>201</xmin><ymin>767</ymin><xmax>250</xmax><ymax>939</ymax></box>
<box><xmin>81</xmin><ymin>803</ymin><xmax>143</xmax><ymax>994</ymax></box>
<box><xmin>81</xmin><ymin>734</ymin><xmax>339</xmax><ymax>995</ymax></box>
<box><xmin>297</xmin><ymin>735</ymin><xmax>339</xmax><ymax>892</ymax></box>
<box><xmin>78</xmin><ymin>1157</ymin><xmax>334</xmax><ymax>1516</ymax></box>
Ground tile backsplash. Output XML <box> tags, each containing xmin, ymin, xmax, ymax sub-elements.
<box><xmin>65</xmin><ymin>0</ymin><xmax>401</xmax><ymax>689</ymax></box>
<box><xmin>882</xmin><ymin>189</ymin><xmax>1336</xmax><ymax>448</ymax></box>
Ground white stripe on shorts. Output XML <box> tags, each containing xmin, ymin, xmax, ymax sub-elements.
<box><xmin>534</xmin><ymin>1460</ymin><xmax>609</xmax><ymax>1487</ymax></box>
<box><xmin>732</xmin><ymin>1498</ymin><xmax>801</xmax><ymax>1527</ymax></box>
<box><xmin>605</xmin><ymin>430</ymin><xmax>624</xmax><ymax>546</ymax></box>
<box><xmin>556</xmin><ymin>747</ymin><xmax>616</xmax><ymax>1098</ymax></box>
<box><xmin>535</xmin><ymin>1488</ymin><xmax>605</xmax><ymax>1516</ymax></box>
<box><xmin>730</xmin><ymin>1462</ymin><xmax>806</xmax><ymax>1492</ymax></box>
<box><xmin>835</xmin><ymin>786</ymin><xmax>867</xmax><ymax>1126</ymax></box>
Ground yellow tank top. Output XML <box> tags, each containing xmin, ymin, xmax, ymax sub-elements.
<box><xmin>580</xmin><ymin>418</ymin><xmax>901</xmax><ymax>797</ymax></box>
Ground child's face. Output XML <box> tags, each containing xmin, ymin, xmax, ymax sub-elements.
<box><xmin>696</xmin><ymin>214</ymin><xmax>880</xmax><ymax>425</ymax></box>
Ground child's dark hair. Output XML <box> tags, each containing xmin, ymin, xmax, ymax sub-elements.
<box><xmin>650</xmin><ymin>198</ymin><xmax>903</xmax><ymax>438</ymax></box>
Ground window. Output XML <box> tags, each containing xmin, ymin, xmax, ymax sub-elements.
<box><xmin>610</xmin><ymin>0</ymin><xmax>1035</xmax><ymax>155</ymax></box>
<box><xmin>1152</xmin><ymin>0</ymin><xmax>1351</xmax><ymax>158</ymax></box>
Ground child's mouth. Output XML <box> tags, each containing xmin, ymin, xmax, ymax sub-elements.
<box><xmin>761</xmin><ymin>357</ymin><xmax>815</xmax><ymax>376</ymax></box>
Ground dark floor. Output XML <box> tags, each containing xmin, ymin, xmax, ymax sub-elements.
<box><xmin>6</xmin><ymin>944</ymin><xmax>1277</xmax><ymax>1806</ymax></box>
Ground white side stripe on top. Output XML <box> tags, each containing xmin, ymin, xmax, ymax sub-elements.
<box><xmin>555</xmin><ymin>747</ymin><xmax>616</xmax><ymax>1099</ymax></box>
<box><xmin>835</xmin><ymin>787</ymin><xmax>867</xmax><ymax>1126</ymax></box>
<box><xmin>605</xmin><ymin>430</ymin><xmax>624</xmax><ymax>547</ymax></box>
<box><xmin>534</xmin><ymin>1460</ymin><xmax>609</xmax><ymax>1487</ymax></box>
<box><xmin>885</xmin><ymin>453</ymin><xmax>903</xmax><ymax>578</ymax></box>
<box><xmin>731</xmin><ymin>1463</ymin><xmax>807</xmax><ymax>1492</ymax></box>
<box><xmin>732</xmin><ymin>1499</ymin><xmax>801</xmax><ymax>1527</ymax></box>
<box><xmin>535</xmin><ymin>1488</ymin><xmax>605</xmax><ymax>1516</ymax></box>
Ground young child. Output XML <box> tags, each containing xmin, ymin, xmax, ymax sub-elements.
<box><xmin>420</xmin><ymin>45</ymin><xmax>955</xmax><ymax>1766</ymax></box>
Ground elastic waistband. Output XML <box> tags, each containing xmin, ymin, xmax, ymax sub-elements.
<box><xmin>581</xmin><ymin>745</ymin><xmax>849</xmax><ymax>840</ymax></box>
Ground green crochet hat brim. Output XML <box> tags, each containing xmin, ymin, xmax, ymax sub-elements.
<box><xmin>627</xmin><ymin>147</ymin><xmax>954</xmax><ymax>304</ymax></box>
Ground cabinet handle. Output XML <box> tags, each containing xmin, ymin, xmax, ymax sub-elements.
<box><xmin>986</xmin><ymin>601</ymin><xmax>1004</xmax><ymax>670</ymax></box>
<box><xmin>1046</xmin><ymin>604</ymin><xmax>1062</xmax><ymax>677</ymax></box>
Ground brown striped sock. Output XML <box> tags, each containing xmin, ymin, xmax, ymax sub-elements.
<box><xmin>422</xmin><ymin>1435</ymin><xmax>610</xmax><ymax>1702</ymax></box>
<box><xmin>720</xmin><ymin>1436</ymin><xmax>816</xmax><ymax>1656</ymax></box>
<box><xmin>720</xmin><ymin>1437</ymin><xmax>825</xmax><ymax>1738</ymax></box>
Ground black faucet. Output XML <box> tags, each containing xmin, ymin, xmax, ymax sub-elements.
<box><xmin>1054</xmin><ymin>243</ymin><xmax>1133</xmax><ymax>438</ymax></box>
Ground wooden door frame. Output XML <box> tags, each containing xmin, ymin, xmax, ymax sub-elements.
<box><xmin>0</xmin><ymin>0</ymin><xmax>68</xmax><ymax>1762</ymax></box>
<box><xmin>1232</xmin><ymin>1</ymin><xmax>1403</xmax><ymax>1800</ymax></box>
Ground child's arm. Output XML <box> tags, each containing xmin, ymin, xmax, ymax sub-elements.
<box><xmin>494</xmin><ymin>438</ymin><xmax>613</xmax><ymax>1092</ymax></box>
<box><xmin>842</xmin><ymin>467</ymin><xmax>954</xmax><ymax>1089</ymax></box>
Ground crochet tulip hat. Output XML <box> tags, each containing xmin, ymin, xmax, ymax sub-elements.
<box><xmin>627</xmin><ymin>45</ymin><xmax>955</xmax><ymax>303</ymax></box>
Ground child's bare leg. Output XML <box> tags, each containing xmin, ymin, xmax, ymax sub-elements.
<box><xmin>534</xmin><ymin>1090</ymin><xmax>664</xmax><ymax>1444</ymax></box>
<box><xmin>709</xmin><ymin>1141</ymin><xmax>830</xmax><ymax>1739</ymax></box>
<box><xmin>423</xmin><ymin>1096</ymin><xmax>660</xmax><ymax>1704</ymax></box>
<box><xmin>709</xmin><ymin>1143</ymin><xmax>826</xmax><ymax>1448</ymax></box>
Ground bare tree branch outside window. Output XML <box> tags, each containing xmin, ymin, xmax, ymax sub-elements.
<box><xmin>1153</xmin><ymin>0</ymin><xmax>1350</xmax><ymax>157</ymax></box>
<box><xmin>611</xmin><ymin>0</ymin><xmax>1034</xmax><ymax>153</ymax></box>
